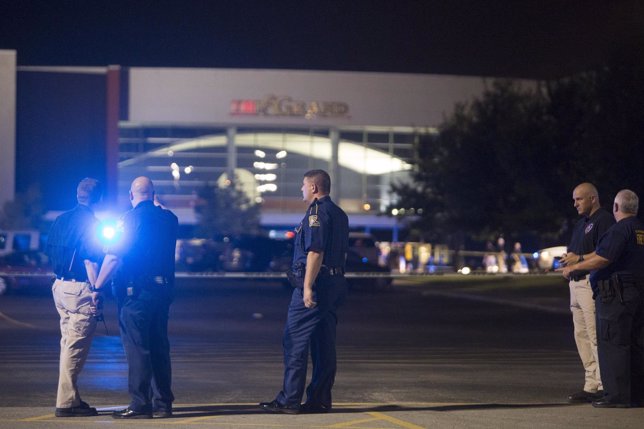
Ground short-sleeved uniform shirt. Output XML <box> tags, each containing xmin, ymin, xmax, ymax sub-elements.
<box><xmin>46</xmin><ymin>204</ymin><xmax>103</xmax><ymax>280</ymax></box>
<box><xmin>591</xmin><ymin>216</ymin><xmax>644</xmax><ymax>291</ymax></box>
<box><xmin>567</xmin><ymin>208</ymin><xmax>615</xmax><ymax>276</ymax></box>
<box><xmin>108</xmin><ymin>200</ymin><xmax>178</xmax><ymax>283</ymax></box>
<box><xmin>292</xmin><ymin>196</ymin><xmax>349</xmax><ymax>269</ymax></box>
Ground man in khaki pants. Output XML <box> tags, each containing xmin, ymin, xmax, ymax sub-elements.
<box><xmin>560</xmin><ymin>183</ymin><xmax>614</xmax><ymax>403</ymax></box>
<box><xmin>46</xmin><ymin>178</ymin><xmax>104</xmax><ymax>417</ymax></box>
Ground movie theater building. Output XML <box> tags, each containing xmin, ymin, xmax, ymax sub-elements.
<box><xmin>1</xmin><ymin>50</ymin><xmax>490</xmax><ymax>238</ymax></box>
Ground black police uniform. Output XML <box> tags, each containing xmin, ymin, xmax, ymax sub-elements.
<box><xmin>275</xmin><ymin>196</ymin><xmax>349</xmax><ymax>410</ymax></box>
<box><xmin>567</xmin><ymin>208</ymin><xmax>614</xmax><ymax>279</ymax></box>
<box><xmin>109</xmin><ymin>200</ymin><xmax>178</xmax><ymax>414</ymax></box>
<box><xmin>592</xmin><ymin>216</ymin><xmax>644</xmax><ymax>406</ymax></box>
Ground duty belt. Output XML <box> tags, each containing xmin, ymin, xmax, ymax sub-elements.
<box><xmin>570</xmin><ymin>272</ymin><xmax>589</xmax><ymax>282</ymax></box>
<box><xmin>320</xmin><ymin>266</ymin><xmax>345</xmax><ymax>276</ymax></box>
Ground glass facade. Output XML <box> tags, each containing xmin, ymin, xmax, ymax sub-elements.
<box><xmin>118</xmin><ymin>123</ymin><xmax>435</xmax><ymax>227</ymax></box>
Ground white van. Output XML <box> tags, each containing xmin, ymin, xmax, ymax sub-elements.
<box><xmin>0</xmin><ymin>230</ymin><xmax>40</xmax><ymax>256</ymax></box>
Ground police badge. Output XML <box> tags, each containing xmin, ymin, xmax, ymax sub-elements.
<box><xmin>309</xmin><ymin>215</ymin><xmax>320</xmax><ymax>227</ymax></box>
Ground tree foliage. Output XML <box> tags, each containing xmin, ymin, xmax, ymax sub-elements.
<box><xmin>392</xmin><ymin>54</ymin><xmax>644</xmax><ymax>246</ymax></box>
<box><xmin>193</xmin><ymin>180</ymin><xmax>262</xmax><ymax>238</ymax></box>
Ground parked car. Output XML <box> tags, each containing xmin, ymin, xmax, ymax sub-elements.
<box><xmin>175</xmin><ymin>238</ymin><xmax>224</xmax><ymax>272</ymax></box>
<box><xmin>0</xmin><ymin>250</ymin><xmax>53</xmax><ymax>295</ymax></box>
<box><xmin>219</xmin><ymin>235</ymin><xmax>293</xmax><ymax>273</ymax></box>
<box><xmin>348</xmin><ymin>232</ymin><xmax>380</xmax><ymax>266</ymax></box>
<box><xmin>534</xmin><ymin>246</ymin><xmax>567</xmax><ymax>271</ymax></box>
<box><xmin>345</xmin><ymin>249</ymin><xmax>392</xmax><ymax>290</ymax></box>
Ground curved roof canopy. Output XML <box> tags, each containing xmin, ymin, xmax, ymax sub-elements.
<box><xmin>119</xmin><ymin>132</ymin><xmax>412</xmax><ymax>175</ymax></box>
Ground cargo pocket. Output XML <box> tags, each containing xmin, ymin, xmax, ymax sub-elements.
<box><xmin>54</xmin><ymin>282</ymin><xmax>93</xmax><ymax>314</ymax></box>
<box><xmin>599</xmin><ymin>317</ymin><xmax>629</xmax><ymax>346</ymax></box>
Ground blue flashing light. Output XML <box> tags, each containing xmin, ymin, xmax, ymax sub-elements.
<box><xmin>96</xmin><ymin>220</ymin><xmax>122</xmax><ymax>247</ymax></box>
<box><xmin>361</xmin><ymin>257</ymin><xmax>368</xmax><ymax>263</ymax></box>
<box><xmin>102</xmin><ymin>225</ymin><xmax>116</xmax><ymax>241</ymax></box>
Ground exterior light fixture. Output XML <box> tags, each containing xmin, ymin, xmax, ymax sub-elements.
<box><xmin>253</xmin><ymin>162</ymin><xmax>279</xmax><ymax>170</ymax></box>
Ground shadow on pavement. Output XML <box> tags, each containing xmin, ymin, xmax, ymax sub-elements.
<box><xmin>97</xmin><ymin>402</ymin><xmax>584</xmax><ymax>418</ymax></box>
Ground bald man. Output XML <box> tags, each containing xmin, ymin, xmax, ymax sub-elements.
<box><xmin>560</xmin><ymin>183</ymin><xmax>614</xmax><ymax>403</ymax></box>
<box><xmin>93</xmin><ymin>177</ymin><xmax>178</xmax><ymax>419</ymax></box>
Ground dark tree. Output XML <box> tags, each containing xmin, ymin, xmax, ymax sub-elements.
<box><xmin>391</xmin><ymin>51</ymin><xmax>644</xmax><ymax>246</ymax></box>
<box><xmin>193</xmin><ymin>181</ymin><xmax>262</xmax><ymax>238</ymax></box>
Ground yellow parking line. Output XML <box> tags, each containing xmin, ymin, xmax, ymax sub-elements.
<box><xmin>0</xmin><ymin>311</ymin><xmax>39</xmax><ymax>329</ymax></box>
<box><xmin>368</xmin><ymin>412</ymin><xmax>425</xmax><ymax>429</ymax></box>
<box><xmin>18</xmin><ymin>413</ymin><xmax>54</xmax><ymax>422</ymax></box>
<box><xmin>329</xmin><ymin>416</ymin><xmax>380</xmax><ymax>427</ymax></box>
<box><xmin>173</xmin><ymin>415</ymin><xmax>222</xmax><ymax>424</ymax></box>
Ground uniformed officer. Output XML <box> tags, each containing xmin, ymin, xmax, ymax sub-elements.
<box><xmin>92</xmin><ymin>176</ymin><xmax>178</xmax><ymax>419</ymax></box>
<box><xmin>260</xmin><ymin>169</ymin><xmax>349</xmax><ymax>414</ymax></box>
<box><xmin>559</xmin><ymin>182</ymin><xmax>614</xmax><ymax>403</ymax></box>
<box><xmin>46</xmin><ymin>177</ymin><xmax>103</xmax><ymax>417</ymax></box>
<box><xmin>561</xmin><ymin>189</ymin><xmax>644</xmax><ymax>408</ymax></box>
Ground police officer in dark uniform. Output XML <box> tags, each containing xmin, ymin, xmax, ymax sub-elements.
<box><xmin>261</xmin><ymin>169</ymin><xmax>349</xmax><ymax>414</ymax></box>
<box><xmin>47</xmin><ymin>177</ymin><xmax>103</xmax><ymax>417</ymax></box>
<box><xmin>93</xmin><ymin>176</ymin><xmax>178</xmax><ymax>419</ymax></box>
<box><xmin>561</xmin><ymin>189</ymin><xmax>644</xmax><ymax>408</ymax></box>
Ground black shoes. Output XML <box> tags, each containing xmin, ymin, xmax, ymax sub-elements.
<box><xmin>592</xmin><ymin>399</ymin><xmax>630</xmax><ymax>408</ymax></box>
<box><xmin>259</xmin><ymin>400</ymin><xmax>301</xmax><ymax>414</ymax></box>
<box><xmin>300</xmin><ymin>402</ymin><xmax>331</xmax><ymax>414</ymax></box>
<box><xmin>153</xmin><ymin>409</ymin><xmax>173</xmax><ymax>418</ymax></box>
<box><xmin>55</xmin><ymin>401</ymin><xmax>98</xmax><ymax>417</ymax></box>
<box><xmin>112</xmin><ymin>408</ymin><xmax>153</xmax><ymax>419</ymax></box>
<box><xmin>568</xmin><ymin>390</ymin><xmax>603</xmax><ymax>403</ymax></box>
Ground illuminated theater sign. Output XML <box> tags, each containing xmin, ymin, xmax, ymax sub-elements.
<box><xmin>230</xmin><ymin>94</ymin><xmax>349</xmax><ymax>119</ymax></box>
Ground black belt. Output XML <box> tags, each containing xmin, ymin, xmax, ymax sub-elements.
<box><xmin>56</xmin><ymin>276</ymin><xmax>88</xmax><ymax>283</ymax></box>
<box><xmin>129</xmin><ymin>276</ymin><xmax>171</xmax><ymax>286</ymax></box>
<box><xmin>570</xmin><ymin>273</ymin><xmax>589</xmax><ymax>282</ymax></box>
<box><xmin>320</xmin><ymin>266</ymin><xmax>345</xmax><ymax>276</ymax></box>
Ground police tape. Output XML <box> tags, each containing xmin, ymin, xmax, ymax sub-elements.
<box><xmin>0</xmin><ymin>271</ymin><xmax>449</xmax><ymax>279</ymax></box>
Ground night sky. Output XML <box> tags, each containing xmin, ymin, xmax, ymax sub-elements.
<box><xmin>2</xmin><ymin>0</ymin><xmax>642</xmax><ymax>79</ymax></box>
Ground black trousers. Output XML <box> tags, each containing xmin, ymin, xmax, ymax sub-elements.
<box><xmin>275</xmin><ymin>274</ymin><xmax>348</xmax><ymax>407</ymax></box>
<box><xmin>596</xmin><ymin>284</ymin><xmax>644</xmax><ymax>405</ymax></box>
<box><xmin>118</xmin><ymin>286</ymin><xmax>174</xmax><ymax>412</ymax></box>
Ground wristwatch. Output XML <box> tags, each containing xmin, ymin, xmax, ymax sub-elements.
<box><xmin>89</xmin><ymin>284</ymin><xmax>103</xmax><ymax>293</ymax></box>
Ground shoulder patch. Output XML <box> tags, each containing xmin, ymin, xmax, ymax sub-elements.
<box><xmin>309</xmin><ymin>215</ymin><xmax>320</xmax><ymax>227</ymax></box>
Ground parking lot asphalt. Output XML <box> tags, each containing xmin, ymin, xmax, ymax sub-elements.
<box><xmin>1</xmin><ymin>274</ymin><xmax>643</xmax><ymax>428</ymax></box>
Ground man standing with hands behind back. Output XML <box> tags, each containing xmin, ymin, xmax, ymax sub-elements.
<box><xmin>260</xmin><ymin>169</ymin><xmax>349</xmax><ymax>414</ymax></box>
<box><xmin>47</xmin><ymin>177</ymin><xmax>104</xmax><ymax>417</ymax></box>
<box><xmin>560</xmin><ymin>182</ymin><xmax>614</xmax><ymax>403</ymax></box>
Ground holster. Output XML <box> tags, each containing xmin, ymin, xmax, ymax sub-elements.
<box><xmin>597</xmin><ymin>273</ymin><xmax>627</xmax><ymax>304</ymax></box>
<box><xmin>597</xmin><ymin>279</ymin><xmax>616</xmax><ymax>303</ymax></box>
<box><xmin>286</xmin><ymin>264</ymin><xmax>305</xmax><ymax>288</ymax></box>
